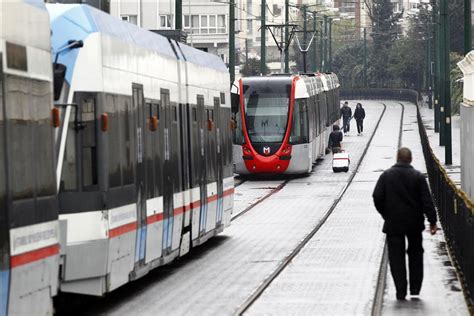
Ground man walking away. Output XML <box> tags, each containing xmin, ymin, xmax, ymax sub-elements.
<box><xmin>340</xmin><ymin>101</ymin><xmax>352</xmax><ymax>135</ymax></box>
<box><xmin>372</xmin><ymin>148</ymin><xmax>437</xmax><ymax>300</ymax></box>
<box><xmin>328</xmin><ymin>124</ymin><xmax>343</xmax><ymax>153</ymax></box>
<box><xmin>354</xmin><ymin>103</ymin><xmax>365</xmax><ymax>136</ymax></box>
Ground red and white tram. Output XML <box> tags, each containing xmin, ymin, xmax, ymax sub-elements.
<box><xmin>231</xmin><ymin>73</ymin><xmax>340</xmax><ymax>175</ymax></box>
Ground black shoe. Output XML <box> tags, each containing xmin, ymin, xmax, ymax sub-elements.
<box><xmin>396</xmin><ymin>293</ymin><xmax>406</xmax><ymax>300</ymax></box>
<box><xmin>411</xmin><ymin>291</ymin><xmax>420</xmax><ymax>296</ymax></box>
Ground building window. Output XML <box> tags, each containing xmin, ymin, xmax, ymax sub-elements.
<box><xmin>121</xmin><ymin>15</ymin><xmax>137</xmax><ymax>25</ymax></box>
<box><xmin>160</xmin><ymin>15</ymin><xmax>173</xmax><ymax>29</ymax></box>
<box><xmin>183</xmin><ymin>14</ymin><xmax>227</xmax><ymax>35</ymax></box>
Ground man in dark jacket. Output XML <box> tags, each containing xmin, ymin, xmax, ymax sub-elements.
<box><xmin>328</xmin><ymin>124</ymin><xmax>343</xmax><ymax>153</ymax></box>
<box><xmin>372</xmin><ymin>148</ymin><xmax>437</xmax><ymax>300</ymax></box>
<box><xmin>353</xmin><ymin>103</ymin><xmax>366</xmax><ymax>135</ymax></box>
<box><xmin>340</xmin><ymin>101</ymin><xmax>352</xmax><ymax>135</ymax></box>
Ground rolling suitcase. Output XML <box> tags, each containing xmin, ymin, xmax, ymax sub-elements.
<box><xmin>332</xmin><ymin>152</ymin><xmax>350</xmax><ymax>173</ymax></box>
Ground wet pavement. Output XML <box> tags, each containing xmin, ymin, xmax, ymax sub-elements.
<box><xmin>381</xmin><ymin>101</ymin><xmax>469</xmax><ymax>315</ymax></box>
<box><xmin>65</xmin><ymin>101</ymin><xmax>470</xmax><ymax>316</ymax></box>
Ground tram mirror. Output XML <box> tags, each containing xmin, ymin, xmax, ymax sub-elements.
<box><xmin>53</xmin><ymin>63</ymin><xmax>66</xmax><ymax>101</ymax></box>
<box><xmin>231</xmin><ymin>93</ymin><xmax>239</xmax><ymax>114</ymax></box>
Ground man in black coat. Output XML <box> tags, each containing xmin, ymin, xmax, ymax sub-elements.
<box><xmin>340</xmin><ymin>101</ymin><xmax>352</xmax><ymax>135</ymax></box>
<box><xmin>372</xmin><ymin>148</ymin><xmax>438</xmax><ymax>300</ymax></box>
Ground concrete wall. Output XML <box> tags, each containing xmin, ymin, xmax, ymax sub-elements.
<box><xmin>458</xmin><ymin>51</ymin><xmax>474</xmax><ymax>199</ymax></box>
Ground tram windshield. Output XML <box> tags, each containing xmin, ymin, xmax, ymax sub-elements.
<box><xmin>243</xmin><ymin>83</ymin><xmax>290</xmax><ymax>143</ymax></box>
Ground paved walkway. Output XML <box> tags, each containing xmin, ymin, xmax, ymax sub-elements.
<box><xmin>381</xmin><ymin>101</ymin><xmax>469</xmax><ymax>315</ymax></box>
<box><xmin>418</xmin><ymin>103</ymin><xmax>461</xmax><ymax>186</ymax></box>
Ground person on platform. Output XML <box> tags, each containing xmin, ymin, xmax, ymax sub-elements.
<box><xmin>353</xmin><ymin>103</ymin><xmax>366</xmax><ymax>136</ymax></box>
<box><xmin>340</xmin><ymin>101</ymin><xmax>352</xmax><ymax>135</ymax></box>
<box><xmin>328</xmin><ymin>124</ymin><xmax>343</xmax><ymax>154</ymax></box>
<box><xmin>372</xmin><ymin>147</ymin><xmax>438</xmax><ymax>300</ymax></box>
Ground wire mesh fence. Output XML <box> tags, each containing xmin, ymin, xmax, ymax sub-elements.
<box><xmin>340</xmin><ymin>88</ymin><xmax>474</xmax><ymax>309</ymax></box>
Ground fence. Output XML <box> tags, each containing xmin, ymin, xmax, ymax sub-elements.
<box><xmin>416</xmin><ymin>105</ymin><xmax>474</xmax><ymax>309</ymax></box>
<box><xmin>342</xmin><ymin>88</ymin><xmax>474</xmax><ymax>309</ymax></box>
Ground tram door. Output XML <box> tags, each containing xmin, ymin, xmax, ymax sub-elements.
<box><xmin>161</xmin><ymin>89</ymin><xmax>173</xmax><ymax>255</ymax></box>
<box><xmin>197</xmin><ymin>95</ymin><xmax>207</xmax><ymax>235</ymax></box>
<box><xmin>214</xmin><ymin>97</ymin><xmax>224</xmax><ymax>226</ymax></box>
<box><xmin>0</xmin><ymin>54</ymin><xmax>8</xmax><ymax>316</ymax></box>
<box><xmin>132</xmin><ymin>84</ymin><xmax>146</xmax><ymax>264</ymax></box>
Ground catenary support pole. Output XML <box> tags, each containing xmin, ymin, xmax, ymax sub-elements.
<box><xmin>441</xmin><ymin>0</ymin><xmax>452</xmax><ymax>164</ymax></box>
<box><xmin>303</xmin><ymin>5</ymin><xmax>307</xmax><ymax>72</ymax></box>
<box><xmin>175</xmin><ymin>0</ymin><xmax>182</xmax><ymax>30</ymax></box>
<box><xmin>285</xmin><ymin>0</ymin><xmax>289</xmax><ymax>72</ymax></box>
<box><xmin>323</xmin><ymin>15</ymin><xmax>328</xmax><ymax>72</ymax></box>
<box><xmin>427</xmin><ymin>14</ymin><xmax>433</xmax><ymax>109</ymax></box>
<box><xmin>260</xmin><ymin>0</ymin><xmax>266</xmax><ymax>75</ymax></box>
<box><xmin>319</xmin><ymin>20</ymin><xmax>323</xmax><ymax>71</ymax></box>
<box><xmin>313</xmin><ymin>12</ymin><xmax>317</xmax><ymax>72</ymax></box>
<box><xmin>363</xmin><ymin>27</ymin><xmax>367</xmax><ymax>87</ymax></box>
<box><xmin>328</xmin><ymin>18</ymin><xmax>332</xmax><ymax>72</ymax></box>
<box><xmin>434</xmin><ymin>0</ymin><xmax>441</xmax><ymax>133</ymax></box>
<box><xmin>229</xmin><ymin>0</ymin><xmax>235</xmax><ymax>82</ymax></box>
<box><xmin>465</xmin><ymin>0</ymin><xmax>472</xmax><ymax>54</ymax></box>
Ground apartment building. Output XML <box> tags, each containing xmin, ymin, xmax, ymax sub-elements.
<box><xmin>109</xmin><ymin>0</ymin><xmax>231</xmax><ymax>64</ymax></box>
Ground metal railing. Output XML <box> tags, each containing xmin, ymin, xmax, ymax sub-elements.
<box><xmin>340</xmin><ymin>88</ymin><xmax>419</xmax><ymax>104</ymax></box>
<box><xmin>416</xmin><ymin>104</ymin><xmax>474</xmax><ymax>310</ymax></box>
<box><xmin>342</xmin><ymin>88</ymin><xmax>474</xmax><ymax>310</ymax></box>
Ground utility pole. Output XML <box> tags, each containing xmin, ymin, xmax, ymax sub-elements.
<box><xmin>328</xmin><ymin>18</ymin><xmax>332</xmax><ymax>72</ymax></box>
<box><xmin>465</xmin><ymin>0</ymin><xmax>472</xmax><ymax>54</ymax></box>
<box><xmin>175</xmin><ymin>0</ymin><xmax>182</xmax><ymax>30</ymax></box>
<box><xmin>323</xmin><ymin>15</ymin><xmax>328</xmax><ymax>72</ymax></box>
<box><xmin>440</xmin><ymin>0</ymin><xmax>452</xmax><ymax>164</ymax></box>
<box><xmin>285</xmin><ymin>0</ymin><xmax>289</xmax><ymax>72</ymax></box>
<box><xmin>302</xmin><ymin>5</ymin><xmax>307</xmax><ymax>72</ymax></box>
<box><xmin>439</xmin><ymin>0</ymin><xmax>446</xmax><ymax>145</ymax></box>
<box><xmin>434</xmin><ymin>0</ymin><xmax>441</xmax><ymax>133</ymax></box>
<box><xmin>363</xmin><ymin>27</ymin><xmax>367</xmax><ymax>87</ymax></box>
<box><xmin>313</xmin><ymin>12</ymin><xmax>317</xmax><ymax>72</ymax></box>
<box><xmin>229</xmin><ymin>0</ymin><xmax>235</xmax><ymax>82</ymax></box>
<box><xmin>319</xmin><ymin>20</ymin><xmax>323</xmax><ymax>71</ymax></box>
<box><xmin>245</xmin><ymin>38</ymin><xmax>249</xmax><ymax>64</ymax></box>
<box><xmin>260</xmin><ymin>0</ymin><xmax>266</xmax><ymax>75</ymax></box>
<box><xmin>427</xmin><ymin>13</ymin><xmax>433</xmax><ymax>109</ymax></box>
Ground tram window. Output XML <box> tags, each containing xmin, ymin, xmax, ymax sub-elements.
<box><xmin>32</xmin><ymin>79</ymin><xmax>55</xmax><ymax>196</ymax></box>
<box><xmin>155</xmin><ymin>103</ymin><xmax>160</xmax><ymax>120</ymax></box>
<box><xmin>289</xmin><ymin>99</ymin><xmax>308</xmax><ymax>144</ymax></box>
<box><xmin>192</xmin><ymin>107</ymin><xmax>197</xmax><ymax>122</ymax></box>
<box><xmin>108</xmin><ymin>94</ymin><xmax>122</xmax><ymax>188</ymax></box>
<box><xmin>0</xmin><ymin>68</ymin><xmax>5</xmax><ymax>203</ymax></box>
<box><xmin>173</xmin><ymin>106</ymin><xmax>178</xmax><ymax>121</ymax></box>
<box><xmin>122</xmin><ymin>97</ymin><xmax>134</xmax><ymax>185</ymax></box>
<box><xmin>5</xmin><ymin>75</ymin><xmax>35</xmax><ymax>199</ymax></box>
<box><xmin>81</xmin><ymin>97</ymin><xmax>98</xmax><ymax>188</ymax></box>
<box><xmin>220</xmin><ymin>92</ymin><xmax>225</xmax><ymax>104</ymax></box>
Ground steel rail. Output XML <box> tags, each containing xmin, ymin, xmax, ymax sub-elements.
<box><xmin>235</xmin><ymin>102</ymin><xmax>389</xmax><ymax>315</ymax></box>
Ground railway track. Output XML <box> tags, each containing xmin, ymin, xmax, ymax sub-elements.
<box><xmin>371</xmin><ymin>102</ymin><xmax>405</xmax><ymax>316</ymax></box>
<box><xmin>234</xmin><ymin>102</ymin><xmax>390</xmax><ymax>315</ymax></box>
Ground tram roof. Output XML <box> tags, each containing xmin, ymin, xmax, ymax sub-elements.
<box><xmin>47</xmin><ymin>4</ymin><xmax>227</xmax><ymax>83</ymax></box>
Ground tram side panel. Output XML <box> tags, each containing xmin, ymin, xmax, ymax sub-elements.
<box><xmin>1</xmin><ymin>2</ymin><xmax>60</xmax><ymax>315</ymax></box>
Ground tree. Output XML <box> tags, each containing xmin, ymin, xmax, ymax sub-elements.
<box><xmin>241</xmin><ymin>58</ymin><xmax>269</xmax><ymax>76</ymax></box>
<box><xmin>364</xmin><ymin>0</ymin><xmax>403</xmax><ymax>87</ymax></box>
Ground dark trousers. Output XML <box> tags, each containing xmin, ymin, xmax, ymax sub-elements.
<box><xmin>356</xmin><ymin>119</ymin><xmax>364</xmax><ymax>133</ymax></box>
<box><xmin>387</xmin><ymin>233</ymin><xmax>424</xmax><ymax>296</ymax></box>
<box><xmin>342</xmin><ymin>117</ymin><xmax>350</xmax><ymax>132</ymax></box>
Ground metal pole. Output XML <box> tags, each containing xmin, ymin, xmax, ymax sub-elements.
<box><xmin>175</xmin><ymin>0</ymin><xmax>182</xmax><ymax>30</ymax></box>
<box><xmin>441</xmin><ymin>0</ymin><xmax>452</xmax><ymax>164</ymax></box>
<box><xmin>363</xmin><ymin>27</ymin><xmax>367</xmax><ymax>87</ymax></box>
<box><xmin>465</xmin><ymin>0</ymin><xmax>472</xmax><ymax>54</ymax></box>
<box><xmin>303</xmin><ymin>5</ymin><xmax>307</xmax><ymax>73</ymax></box>
<box><xmin>285</xmin><ymin>0</ymin><xmax>289</xmax><ymax>72</ymax></box>
<box><xmin>319</xmin><ymin>20</ymin><xmax>323</xmax><ymax>71</ymax></box>
<box><xmin>328</xmin><ymin>18</ymin><xmax>332</xmax><ymax>72</ymax></box>
<box><xmin>434</xmin><ymin>0</ymin><xmax>441</xmax><ymax>133</ymax></box>
<box><xmin>323</xmin><ymin>15</ymin><xmax>328</xmax><ymax>72</ymax></box>
<box><xmin>313</xmin><ymin>12</ymin><xmax>317</xmax><ymax>72</ymax></box>
<box><xmin>260</xmin><ymin>0</ymin><xmax>266</xmax><ymax>75</ymax></box>
<box><xmin>439</xmin><ymin>0</ymin><xmax>446</xmax><ymax>146</ymax></box>
<box><xmin>229</xmin><ymin>0</ymin><xmax>235</xmax><ymax>82</ymax></box>
<box><xmin>245</xmin><ymin>38</ymin><xmax>249</xmax><ymax>64</ymax></box>
<box><xmin>427</xmin><ymin>14</ymin><xmax>433</xmax><ymax>109</ymax></box>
